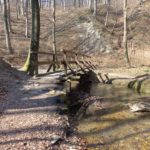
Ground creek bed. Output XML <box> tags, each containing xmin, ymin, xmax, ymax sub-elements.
<box><xmin>69</xmin><ymin>83</ymin><xmax>150</xmax><ymax>150</ymax></box>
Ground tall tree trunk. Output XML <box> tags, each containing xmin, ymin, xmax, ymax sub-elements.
<box><xmin>61</xmin><ymin>0</ymin><xmax>66</xmax><ymax>10</ymax></box>
<box><xmin>25</xmin><ymin>0</ymin><xmax>29</xmax><ymax>38</ymax></box>
<box><xmin>3</xmin><ymin>0</ymin><xmax>13</xmax><ymax>53</ymax></box>
<box><xmin>74</xmin><ymin>0</ymin><xmax>76</xmax><ymax>8</ymax></box>
<box><xmin>39</xmin><ymin>0</ymin><xmax>41</xmax><ymax>8</ymax></box>
<box><xmin>93</xmin><ymin>0</ymin><xmax>97</xmax><ymax>16</ymax></box>
<box><xmin>105</xmin><ymin>0</ymin><xmax>110</xmax><ymax>26</ymax></box>
<box><xmin>123</xmin><ymin>0</ymin><xmax>130</xmax><ymax>67</ymax></box>
<box><xmin>16</xmin><ymin>0</ymin><xmax>19</xmax><ymax>19</ymax></box>
<box><xmin>63</xmin><ymin>0</ymin><xmax>66</xmax><ymax>10</ymax></box>
<box><xmin>20</xmin><ymin>0</ymin><xmax>24</xmax><ymax>16</ymax></box>
<box><xmin>89</xmin><ymin>0</ymin><xmax>92</xmax><ymax>10</ymax></box>
<box><xmin>0</xmin><ymin>0</ymin><xmax>3</xmax><ymax>12</ymax></box>
<box><xmin>7</xmin><ymin>0</ymin><xmax>12</xmax><ymax>32</ymax></box>
<box><xmin>78</xmin><ymin>0</ymin><xmax>80</xmax><ymax>8</ymax></box>
<box><xmin>111</xmin><ymin>0</ymin><xmax>118</xmax><ymax>34</ymax></box>
<box><xmin>28</xmin><ymin>0</ymin><xmax>40</xmax><ymax>75</ymax></box>
<box><xmin>52</xmin><ymin>0</ymin><xmax>56</xmax><ymax>71</ymax></box>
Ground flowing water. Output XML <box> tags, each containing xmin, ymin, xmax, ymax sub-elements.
<box><xmin>77</xmin><ymin>84</ymin><xmax>150</xmax><ymax>150</ymax></box>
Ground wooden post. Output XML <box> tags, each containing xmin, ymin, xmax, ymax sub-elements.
<box><xmin>63</xmin><ymin>51</ymin><xmax>67</xmax><ymax>76</ymax></box>
<box><xmin>81</xmin><ymin>56</ymin><xmax>91</xmax><ymax>71</ymax></box>
<box><xmin>75</xmin><ymin>54</ymin><xmax>86</xmax><ymax>73</ymax></box>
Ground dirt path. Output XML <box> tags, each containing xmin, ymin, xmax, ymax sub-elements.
<box><xmin>0</xmin><ymin>73</ymin><xmax>68</xmax><ymax>149</ymax></box>
<box><xmin>0</xmin><ymin>59</ymin><xmax>87</xmax><ymax>150</ymax></box>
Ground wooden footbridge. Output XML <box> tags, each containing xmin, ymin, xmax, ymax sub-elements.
<box><xmin>36</xmin><ymin>50</ymin><xmax>97</xmax><ymax>75</ymax></box>
<box><xmin>35</xmin><ymin>50</ymin><xmax>110</xmax><ymax>83</ymax></box>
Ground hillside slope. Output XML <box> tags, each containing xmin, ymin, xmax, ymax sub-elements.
<box><xmin>0</xmin><ymin>1</ymin><xmax>150</xmax><ymax>67</ymax></box>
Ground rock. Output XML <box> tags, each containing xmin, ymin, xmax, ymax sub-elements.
<box><xmin>80</xmin><ymin>22</ymin><xmax>113</xmax><ymax>54</ymax></box>
<box><xmin>51</xmin><ymin>135</ymin><xmax>63</xmax><ymax>145</ymax></box>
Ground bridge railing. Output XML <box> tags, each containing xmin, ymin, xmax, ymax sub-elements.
<box><xmin>35</xmin><ymin>50</ymin><xmax>97</xmax><ymax>75</ymax></box>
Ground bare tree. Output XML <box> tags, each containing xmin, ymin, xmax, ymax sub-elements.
<box><xmin>28</xmin><ymin>0</ymin><xmax>40</xmax><ymax>75</ymax></box>
<box><xmin>16</xmin><ymin>0</ymin><xmax>20</xmax><ymax>19</ymax></box>
<box><xmin>123</xmin><ymin>0</ymin><xmax>130</xmax><ymax>66</ymax></box>
<box><xmin>74</xmin><ymin>0</ymin><xmax>77</xmax><ymax>8</ymax></box>
<box><xmin>105</xmin><ymin>0</ymin><xmax>110</xmax><ymax>26</ymax></box>
<box><xmin>22</xmin><ymin>0</ymin><xmax>40</xmax><ymax>75</ymax></box>
<box><xmin>93</xmin><ymin>0</ymin><xmax>97</xmax><ymax>16</ymax></box>
<box><xmin>20</xmin><ymin>0</ymin><xmax>25</xmax><ymax>16</ymax></box>
<box><xmin>89</xmin><ymin>0</ymin><xmax>92</xmax><ymax>10</ymax></box>
<box><xmin>7</xmin><ymin>0</ymin><xmax>12</xmax><ymax>32</ymax></box>
<box><xmin>25</xmin><ymin>0</ymin><xmax>29</xmax><ymax>38</ymax></box>
<box><xmin>3</xmin><ymin>0</ymin><xmax>13</xmax><ymax>53</ymax></box>
<box><xmin>0</xmin><ymin>0</ymin><xmax>3</xmax><ymax>11</ymax></box>
<box><xmin>52</xmin><ymin>0</ymin><xmax>57</xmax><ymax>71</ymax></box>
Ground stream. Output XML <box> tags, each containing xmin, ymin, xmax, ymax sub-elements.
<box><xmin>72</xmin><ymin>83</ymin><xmax>150</xmax><ymax>150</ymax></box>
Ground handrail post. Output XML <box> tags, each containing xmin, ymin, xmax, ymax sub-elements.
<box><xmin>52</xmin><ymin>54</ymin><xmax>56</xmax><ymax>72</ymax></box>
<box><xmin>63</xmin><ymin>51</ymin><xmax>67</xmax><ymax>76</ymax></box>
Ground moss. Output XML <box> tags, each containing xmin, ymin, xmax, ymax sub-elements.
<box><xmin>20</xmin><ymin>49</ymin><xmax>30</xmax><ymax>72</ymax></box>
<box><xmin>140</xmin><ymin>79</ymin><xmax>150</xmax><ymax>94</ymax></box>
<box><xmin>128</xmin><ymin>78</ymin><xmax>150</xmax><ymax>94</ymax></box>
<box><xmin>112</xmin><ymin>78</ymin><xmax>150</xmax><ymax>94</ymax></box>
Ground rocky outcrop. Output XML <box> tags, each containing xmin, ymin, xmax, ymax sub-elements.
<box><xmin>77</xmin><ymin>22</ymin><xmax>113</xmax><ymax>54</ymax></box>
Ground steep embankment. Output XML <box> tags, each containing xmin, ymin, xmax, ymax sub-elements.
<box><xmin>53</xmin><ymin>1</ymin><xmax>150</xmax><ymax>65</ymax></box>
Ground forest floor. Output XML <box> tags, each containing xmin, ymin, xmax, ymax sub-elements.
<box><xmin>0</xmin><ymin>2</ymin><xmax>150</xmax><ymax>149</ymax></box>
<box><xmin>0</xmin><ymin>60</ymin><xmax>86</xmax><ymax>150</ymax></box>
<box><xmin>0</xmin><ymin>58</ymin><xmax>149</xmax><ymax>150</ymax></box>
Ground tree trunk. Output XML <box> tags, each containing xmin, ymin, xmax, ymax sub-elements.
<box><xmin>105</xmin><ymin>1</ymin><xmax>110</xmax><ymax>26</ymax></box>
<box><xmin>78</xmin><ymin>0</ymin><xmax>80</xmax><ymax>8</ymax></box>
<box><xmin>93</xmin><ymin>0</ymin><xmax>97</xmax><ymax>16</ymax></box>
<box><xmin>111</xmin><ymin>0</ymin><xmax>118</xmax><ymax>34</ymax></box>
<box><xmin>0</xmin><ymin>0</ymin><xmax>3</xmax><ymax>12</ymax></box>
<box><xmin>61</xmin><ymin>0</ymin><xmax>66</xmax><ymax>10</ymax></box>
<box><xmin>123</xmin><ymin>0</ymin><xmax>130</xmax><ymax>67</ymax></box>
<box><xmin>39</xmin><ymin>0</ymin><xmax>41</xmax><ymax>8</ymax></box>
<box><xmin>89</xmin><ymin>0</ymin><xmax>92</xmax><ymax>10</ymax></box>
<box><xmin>74</xmin><ymin>0</ymin><xmax>76</xmax><ymax>8</ymax></box>
<box><xmin>3</xmin><ymin>0</ymin><xmax>13</xmax><ymax>53</ymax></box>
<box><xmin>7</xmin><ymin>0</ymin><xmax>12</xmax><ymax>32</ymax></box>
<box><xmin>16</xmin><ymin>0</ymin><xmax>20</xmax><ymax>19</ymax></box>
<box><xmin>28</xmin><ymin>0</ymin><xmax>40</xmax><ymax>75</ymax></box>
<box><xmin>20</xmin><ymin>0</ymin><xmax>24</xmax><ymax>16</ymax></box>
<box><xmin>52</xmin><ymin>0</ymin><xmax>57</xmax><ymax>71</ymax></box>
<box><xmin>25</xmin><ymin>0</ymin><xmax>29</xmax><ymax>38</ymax></box>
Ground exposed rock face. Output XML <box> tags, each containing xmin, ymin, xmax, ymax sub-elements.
<box><xmin>77</xmin><ymin>22</ymin><xmax>113</xmax><ymax>54</ymax></box>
